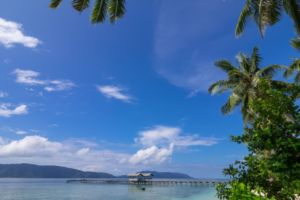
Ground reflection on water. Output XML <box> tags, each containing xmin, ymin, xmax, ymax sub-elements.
<box><xmin>0</xmin><ymin>178</ymin><xmax>218</xmax><ymax>200</ymax></box>
<box><xmin>131</xmin><ymin>185</ymin><xmax>146</xmax><ymax>192</ymax></box>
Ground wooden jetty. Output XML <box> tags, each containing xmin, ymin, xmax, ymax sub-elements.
<box><xmin>66</xmin><ymin>178</ymin><xmax>226</xmax><ymax>186</ymax></box>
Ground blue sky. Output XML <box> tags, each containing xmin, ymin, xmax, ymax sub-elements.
<box><xmin>0</xmin><ymin>0</ymin><xmax>298</xmax><ymax>178</ymax></box>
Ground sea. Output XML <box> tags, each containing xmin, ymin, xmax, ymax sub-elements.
<box><xmin>0</xmin><ymin>179</ymin><xmax>219</xmax><ymax>200</ymax></box>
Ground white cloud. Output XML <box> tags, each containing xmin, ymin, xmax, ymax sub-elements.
<box><xmin>44</xmin><ymin>80</ymin><xmax>75</xmax><ymax>92</ymax></box>
<box><xmin>0</xmin><ymin>137</ymin><xmax>5</xmax><ymax>145</ymax></box>
<box><xmin>0</xmin><ymin>135</ymin><xmax>130</xmax><ymax>173</ymax></box>
<box><xmin>0</xmin><ymin>103</ymin><xmax>28</xmax><ymax>117</ymax></box>
<box><xmin>76</xmin><ymin>148</ymin><xmax>90</xmax><ymax>156</ymax></box>
<box><xmin>14</xmin><ymin>130</ymin><xmax>28</xmax><ymax>135</ymax></box>
<box><xmin>0</xmin><ymin>92</ymin><xmax>8</xmax><ymax>98</ymax></box>
<box><xmin>13</xmin><ymin>69</ymin><xmax>75</xmax><ymax>92</ymax></box>
<box><xmin>129</xmin><ymin>145</ymin><xmax>174</xmax><ymax>165</ymax></box>
<box><xmin>0</xmin><ymin>136</ymin><xmax>62</xmax><ymax>157</ymax></box>
<box><xmin>97</xmin><ymin>85</ymin><xmax>132</xmax><ymax>103</ymax></box>
<box><xmin>135</xmin><ymin>126</ymin><xmax>180</xmax><ymax>147</ymax></box>
<box><xmin>129</xmin><ymin>126</ymin><xmax>217</xmax><ymax>165</ymax></box>
<box><xmin>0</xmin><ymin>17</ymin><xmax>41</xmax><ymax>48</ymax></box>
<box><xmin>0</xmin><ymin>126</ymin><xmax>217</xmax><ymax>173</ymax></box>
<box><xmin>14</xmin><ymin>69</ymin><xmax>45</xmax><ymax>85</ymax></box>
<box><xmin>0</xmin><ymin>126</ymin><xmax>39</xmax><ymax>135</ymax></box>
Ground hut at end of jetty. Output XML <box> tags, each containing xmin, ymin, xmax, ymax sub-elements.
<box><xmin>128</xmin><ymin>173</ymin><xmax>153</xmax><ymax>184</ymax></box>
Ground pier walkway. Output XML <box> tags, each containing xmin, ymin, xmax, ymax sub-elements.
<box><xmin>66</xmin><ymin>179</ymin><xmax>226</xmax><ymax>186</ymax></box>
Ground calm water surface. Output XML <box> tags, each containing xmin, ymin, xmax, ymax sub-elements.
<box><xmin>0</xmin><ymin>179</ymin><xmax>218</xmax><ymax>200</ymax></box>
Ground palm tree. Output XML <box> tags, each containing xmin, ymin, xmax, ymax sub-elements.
<box><xmin>49</xmin><ymin>0</ymin><xmax>126</xmax><ymax>24</ymax></box>
<box><xmin>209</xmin><ymin>47</ymin><xmax>282</xmax><ymax>122</ymax></box>
<box><xmin>291</xmin><ymin>37</ymin><xmax>300</xmax><ymax>50</ymax></box>
<box><xmin>284</xmin><ymin>59</ymin><xmax>300</xmax><ymax>82</ymax></box>
<box><xmin>236</xmin><ymin>0</ymin><xmax>300</xmax><ymax>37</ymax></box>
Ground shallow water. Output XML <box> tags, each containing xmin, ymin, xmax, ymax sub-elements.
<box><xmin>0</xmin><ymin>179</ymin><xmax>218</xmax><ymax>200</ymax></box>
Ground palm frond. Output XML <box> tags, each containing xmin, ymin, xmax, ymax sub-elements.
<box><xmin>271</xmin><ymin>80</ymin><xmax>294</xmax><ymax>91</ymax></box>
<box><xmin>241</xmin><ymin>95</ymin><xmax>253</xmax><ymax>124</ymax></box>
<box><xmin>256</xmin><ymin>0</ymin><xmax>281</xmax><ymax>37</ymax></box>
<box><xmin>284</xmin><ymin>60</ymin><xmax>299</xmax><ymax>78</ymax></box>
<box><xmin>283</xmin><ymin>0</ymin><xmax>300</xmax><ymax>34</ymax></box>
<box><xmin>49</xmin><ymin>0</ymin><xmax>63</xmax><ymax>8</ymax></box>
<box><xmin>228</xmin><ymin>70</ymin><xmax>245</xmax><ymax>81</ymax></box>
<box><xmin>208</xmin><ymin>80</ymin><xmax>234</xmax><ymax>95</ymax></box>
<box><xmin>250</xmin><ymin>46</ymin><xmax>261</xmax><ymax>73</ymax></box>
<box><xmin>257</xmin><ymin>0</ymin><xmax>267</xmax><ymax>36</ymax></box>
<box><xmin>235</xmin><ymin>1</ymin><xmax>252</xmax><ymax>36</ymax></box>
<box><xmin>291</xmin><ymin>37</ymin><xmax>300</xmax><ymax>50</ymax></box>
<box><xmin>258</xmin><ymin>64</ymin><xmax>283</xmax><ymax>78</ymax></box>
<box><xmin>91</xmin><ymin>0</ymin><xmax>108</xmax><ymax>23</ymax></box>
<box><xmin>215</xmin><ymin>60</ymin><xmax>236</xmax><ymax>73</ymax></box>
<box><xmin>221</xmin><ymin>93</ymin><xmax>242</xmax><ymax>114</ymax></box>
<box><xmin>236</xmin><ymin>53</ymin><xmax>251</xmax><ymax>73</ymax></box>
<box><xmin>108</xmin><ymin>0</ymin><xmax>126</xmax><ymax>23</ymax></box>
<box><xmin>295</xmin><ymin>72</ymin><xmax>300</xmax><ymax>82</ymax></box>
<box><xmin>72</xmin><ymin>0</ymin><xmax>90</xmax><ymax>12</ymax></box>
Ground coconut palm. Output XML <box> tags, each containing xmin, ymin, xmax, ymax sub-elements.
<box><xmin>49</xmin><ymin>0</ymin><xmax>126</xmax><ymax>24</ymax></box>
<box><xmin>291</xmin><ymin>37</ymin><xmax>300</xmax><ymax>50</ymax></box>
<box><xmin>209</xmin><ymin>47</ymin><xmax>282</xmax><ymax>122</ymax></box>
<box><xmin>284</xmin><ymin>59</ymin><xmax>300</xmax><ymax>82</ymax></box>
<box><xmin>236</xmin><ymin>0</ymin><xmax>300</xmax><ymax>37</ymax></box>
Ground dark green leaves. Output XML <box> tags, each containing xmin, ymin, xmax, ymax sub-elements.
<box><xmin>291</xmin><ymin>37</ymin><xmax>300</xmax><ymax>50</ymax></box>
<box><xmin>91</xmin><ymin>0</ymin><xmax>108</xmax><ymax>23</ymax></box>
<box><xmin>255</xmin><ymin>0</ymin><xmax>281</xmax><ymax>36</ymax></box>
<box><xmin>236</xmin><ymin>1</ymin><xmax>252</xmax><ymax>36</ymax></box>
<box><xmin>108</xmin><ymin>0</ymin><xmax>125</xmax><ymax>23</ymax></box>
<box><xmin>49</xmin><ymin>0</ymin><xmax>126</xmax><ymax>24</ymax></box>
<box><xmin>283</xmin><ymin>0</ymin><xmax>300</xmax><ymax>34</ymax></box>
<box><xmin>217</xmin><ymin>82</ymin><xmax>300</xmax><ymax>199</ymax></box>
<box><xmin>208</xmin><ymin>47</ymin><xmax>285</xmax><ymax>123</ymax></box>
<box><xmin>284</xmin><ymin>59</ymin><xmax>300</xmax><ymax>82</ymax></box>
<box><xmin>49</xmin><ymin>0</ymin><xmax>63</xmax><ymax>8</ymax></box>
<box><xmin>236</xmin><ymin>0</ymin><xmax>300</xmax><ymax>37</ymax></box>
<box><xmin>72</xmin><ymin>0</ymin><xmax>90</xmax><ymax>11</ymax></box>
<box><xmin>215</xmin><ymin>60</ymin><xmax>236</xmax><ymax>73</ymax></box>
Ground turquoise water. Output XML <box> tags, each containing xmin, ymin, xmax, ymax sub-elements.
<box><xmin>0</xmin><ymin>179</ymin><xmax>218</xmax><ymax>200</ymax></box>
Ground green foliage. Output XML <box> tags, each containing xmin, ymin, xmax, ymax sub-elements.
<box><xmin>291</xmin><ymin>38</ymin><xmax>300</xmax><ymax>50</ymax></box>
<box><xmin>217</xmin><ymin>182</ymin><xmax>275</xmax><ymax>200</ymax></box>
<box><xmin>91</xmin><ymin>0</ymin><xmax>108</xmax><ymax>23</ymax></box>
<box><xmin>108</xmin><ymin>0</ymin><xmax>125</xmax><ymax>23</ymax></box>
<box><xmin>216</xmin><ymin>81</ymin><xmax>300</xmax><ymax>200</ymax></box>
<box><xmin>49</xmin><ymin>0</ymin><xmax>63</xmax><ymax>8</ymax></box>
<box><xmin>284</xmin><ymin>59</ymin><xmax>300</xmax><ymax>83</ymax></box>
<box><xmin>236</xmin><ymin>0</ymin><xmax>300</xmax><ymax>37</ymax></box>
<box><xmin>208</xmin><ymin>47</ymin><xmax>284</xmax><ymax>123</ymax></box>
<box><xmin>49</xmin><ymin>0</ymin><xmax>126</xmax><ymax>24</ymax></box>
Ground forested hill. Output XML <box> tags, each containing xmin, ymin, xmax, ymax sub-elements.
<box><xmin>0</xmin><ymin>164</ymin><xmax>115</xmax><ymax>178</ymax></box>
<box><xmin>0</xmin><ymin>164</ymin><xmax>193</xmax><ymax>179</ymax></box>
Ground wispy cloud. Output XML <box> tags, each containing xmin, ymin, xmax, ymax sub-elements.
<box><xmin>154</xmin><ymin>1</ymin><xmax>243</xmax><ymax>94</ymax></box>
<box><xmin>0</xmin><ymin>17</ymin><xmax>41</xmax><ymax>48</ymax></box>
<box><xmin>0</xmin><ymin>92</ymin><xmax>8</xmax><ymax>98</ymax></box>
<box><xmin>13</xmin><ymin>69</ymin><xmax>75</xmax><ymax>92</ymax></box>
<box><xmin>44</xmin><ymin>80</ymin><xmax>76</xmax><ymax>92</ymax></box>
<box><xmin>129</xmin><ymin>126</ymin><xmax>217</xmax><ymax>165</ymax></box>
<box><xmin>97</xmin><ymin>85</ymin><xmax>133</xmax><ymax>103</ymax></box>
<box><xmin>0</xmin><ymin>126</ymin><xmax>28</xmax><ymax>135</ymax></box>
<box><xmin>0</xmin><ymin>103</ymin><xmax>28</xmax><ymax>117</ymax></box>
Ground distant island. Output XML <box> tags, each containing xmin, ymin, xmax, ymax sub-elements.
<box><xmin>0</xmin><ymin>164</ymin><xmax>193</xmax><ymax>179</ymax></box>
